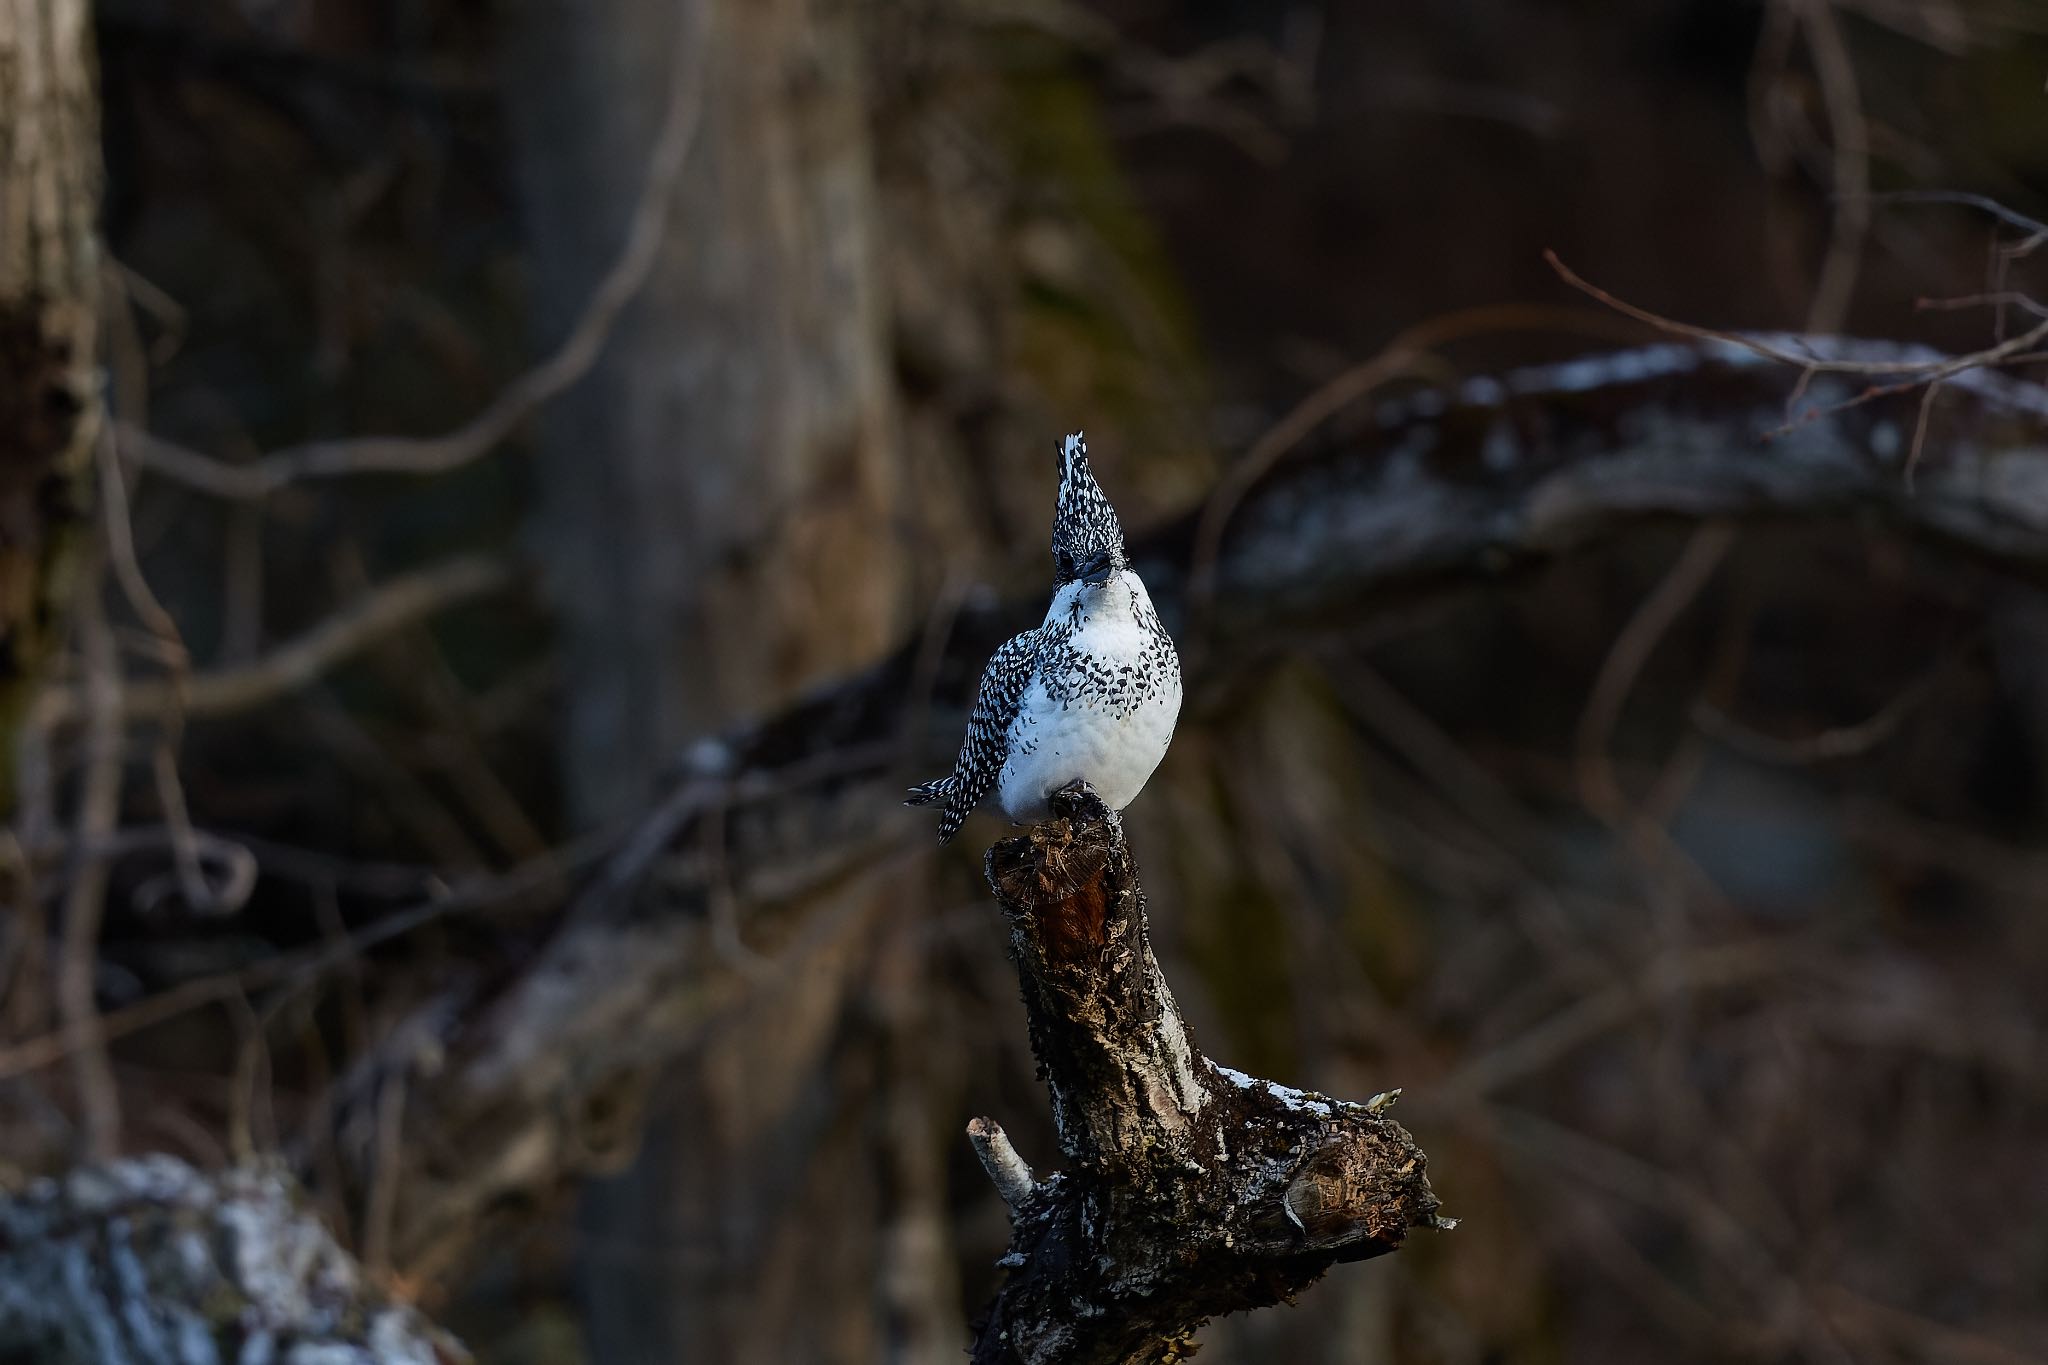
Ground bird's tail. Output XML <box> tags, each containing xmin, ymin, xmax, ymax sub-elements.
<box><xmin>904</xmin><ymin>777</ymin><xmax>955</xmax><ymax>808</ymax></box>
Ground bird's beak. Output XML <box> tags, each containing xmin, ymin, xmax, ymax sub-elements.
<box><xmin>1079</xmin><ymin>553</ymin><xmax>1115</xmax><ymax>585</ymax></box>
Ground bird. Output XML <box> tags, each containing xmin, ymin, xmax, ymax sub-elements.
<box><xmin>908</xmin><ymin>432</ymin><xmax>1182</xmax><ymax>844</ymax></box>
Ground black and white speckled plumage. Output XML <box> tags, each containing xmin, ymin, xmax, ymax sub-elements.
<box><xmin>906</xmin><ymin>628</ymin><xmax>1045</xmax><ymax>843</ymax></box>
<box><xmin>909</xmin><ymin>433</ymin><xmax>1181</xmax><ymax>844</ymax></box>
<box><xmin>1034</xmin><ymin>585</ymin><xmax>1177</xmax><ymax>712</ymax></box>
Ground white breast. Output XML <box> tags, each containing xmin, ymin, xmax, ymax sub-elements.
<box><xmin>996</xmin><ymin>570</ymin><xmax>1182</xmax><ymax>824</ymax></box>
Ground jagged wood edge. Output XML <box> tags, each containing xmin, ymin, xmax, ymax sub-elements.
<box><xmin>966</xmin><ymin>784</ymin><xmax>1441</xmax><ymax>1365</ymax></box>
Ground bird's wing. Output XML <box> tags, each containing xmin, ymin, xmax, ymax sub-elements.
<box><xmin>914</xmin><ymin>627</ymin><xmax>1041</xmax><ymax>843</ymax></box>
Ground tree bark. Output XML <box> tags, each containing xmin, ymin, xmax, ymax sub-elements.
<box><xmin>968</xmin><ymin>784</ymin><xmax>1443</xmax><ymax>1364</ymax></box>
<box><xmin>0</xmin><ymin>1156</ymin><xmax>467</xmax><ymax>1364</ymax></box>
<box><xmin>500</xmin><ymin>0</ymin><xmax>906</xmax><ymax>822</ymax></box>
<box><xmin>0</xmin><ymin>0</ymin><xmax>101</xmax><ymax>803</ymax></box>
<box><xmin>499</xmin><ymin>1</ymin><xmax>910</xmax><ymax>1354</ymax></box>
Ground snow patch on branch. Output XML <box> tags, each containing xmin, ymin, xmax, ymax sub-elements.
<box><xmin>1209</xmin><ymin>1062</ymin><xmax>1338</xmax><ymax>1118</ymax></box>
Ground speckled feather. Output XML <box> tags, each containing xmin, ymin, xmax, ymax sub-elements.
<box><xmin>910</xmin><ymin>433</ymin><xmax>1181</xmax><ymax>844</ymax></box>
<box><xmin>907</xmin><ymin>627</ymin><xmax>1049</xmax><ymax>843</ymax></box>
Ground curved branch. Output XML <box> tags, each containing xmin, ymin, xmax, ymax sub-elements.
<box><xmin>64</xmin><ymin>339</ymin><xmax>2048</xmax><ymax>1278</ymax></box>
<box><xmin>34</xmin><ymin>552</ymin><xmax>515</xmax><ymax>726</ymax></box>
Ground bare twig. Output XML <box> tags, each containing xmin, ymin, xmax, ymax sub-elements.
<box><xmin>1</xmin><ymin>817</ymin><xmax>49</xmax><ymax>1041</ymax></box>
<box><xmin>95</xmin><ymin>425</ymin><xmax>217</xmax><ymax>912</ymax></box>
<box><xmin>1544</xmin><ymin>248</ymin><xmax>2048</xmax><ymax>488</ymax></box>
<box><xmin>35</xmin><ymin>553</ymin><xmax>514</xmax><ymax>727</ymax></box>
<box><xmin>123</xmin><ymin>0</ymin><xmax>710</xmax><ymax>500</ymax></box>
<box><xmin>1575</xmin><ymin>523</ymin><xmax>1737</xmax><ymax>826</ymax></box>
<box><xmin>980</xmin><ymin>0</ymin><xmax>1317</xmax><ymax>162</ymax></box>
<box><xmin>0</xmin><ymin>836</ymin><xmax>604</xmax><ymax>1084</ymax></box>
<box><xmin>1692</xmin><ymin>639</ymin><xmax>1966</xmax><ymax>764</ymax></box>
<box><xmin>1916</xmin><ymin>290</ymin><xmax>2048</xmax><ymax>322</ymax></box>
<box><xmin>1419</xmin><ymin>942</ymin><xmax>1809</xmax><ymax>1112</ymax></box>
<box><xmin>361</xmin><ymin>1070</ymin><xmax>409</xmax><ymax>1278</ymax></box>
<box><xmin>58</xmin><ymin>561</ymin><xmax>124</xmax><ymax>1160</ymax></box>
<box><xmin>1863</xmin><ymin>189</ymin><xmax>2048</xmax><ymax>239</ymax></box>
<box><xmin>1546</xmin><ymin>248</ymin><xmax>2048</xmax><ymax>382</ymax></box>
<box><xmin>31</xmin><ymin>825</ymin><xmax>260</xmax><ymax>918</ymax></box>
<box><xmin>1792</xmin><ymin>0</ymin><xmax>1871</xmax><ymax>334</ymax></box>
<box><xmin>966</xmin><ymin>1116</ymin><xmax>1037</xmax><ymax>1215</ymax></box>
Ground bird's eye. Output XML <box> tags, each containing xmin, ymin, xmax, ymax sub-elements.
<box><xmin>1056</xmin><ymin>550</ymin><xmax>1076</xmax><ymax>579</ymax></box>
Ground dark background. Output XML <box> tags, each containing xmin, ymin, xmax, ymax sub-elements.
<box><xmin>10</xmin><ymin>1</ymin><xmax>2048</xmax><ymax>1361</ymax></box>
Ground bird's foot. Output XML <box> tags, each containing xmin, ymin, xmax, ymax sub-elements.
<box><xmin>1047</xmin><ymin>779</ymin><xmax>1112</xmax><ymax>826</ymax></box>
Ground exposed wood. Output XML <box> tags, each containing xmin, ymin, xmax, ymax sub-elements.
<box><xmin>968</xmin><ymin>783</ymin><xmax>1441</xmax><ymax>1364</ymax></box>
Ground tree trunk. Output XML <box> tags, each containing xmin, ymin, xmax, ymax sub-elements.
<box><xmin>498</xmin><ymin>0</ymin><xmax>908</xmax><ymax>1356</ymax></box>
<box><xmin>0</xmin><ymin>0</ymin><xmax>100</xmax><ymax>804</ymax></box>
<box><xmin>501</xmin><ymin>0</ymin><xmax>905</xmax><ymax>821</ymax></box>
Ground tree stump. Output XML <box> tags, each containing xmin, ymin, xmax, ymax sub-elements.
<box><xmin>969</xmin><ymin>783</ymin><xmax>1447</xmax><ymax>1365</ymax></box>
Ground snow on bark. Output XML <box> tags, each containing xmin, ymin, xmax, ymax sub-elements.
<box><xmin>0</xmin><ymin>1156</ymin><xmax>466</xmax><ymax>1364</ymax></box>
<box><xmin>968</xmin><ymin>784</ymin><xmax>1446</xmax><ymax>1365</ymax></box>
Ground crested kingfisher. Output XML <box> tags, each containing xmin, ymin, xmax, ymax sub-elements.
<box><xmin>908</xmin><ymin>433</ymin><xmax>1183</xmax><ymax>844</ymax></box>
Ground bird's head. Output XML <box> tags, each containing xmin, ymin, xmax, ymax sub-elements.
<box><xmin>1051</xmin><ymin>432</ymin><xmax>1127</xmax><ymax>588</ymax></box>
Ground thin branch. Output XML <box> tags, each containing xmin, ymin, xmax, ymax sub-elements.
<box><xmin>122</xmin><ymin>0</ymin><xmax>710</xmax><ymax>500</ymax></box>
<box><xmin>1575</xmin><ymin>523</ymin><xmax>1736</xmax><ymax>826</ymax></box>
<box><xmin>0</xmin><ymin>835</ymin><xmax>605</xmax><ymax>1084</ymax></box>
<box><xmin>1544</xmin><ymin>248</ymin><xmax>2048</xmax><ymax>486</ymax></box>
<box><xmin>966</xmin><ymin>1116</ymin><xmax>1038</xmax><ymax>1215</ymax></box>
<box><xmin>1793</xmin><ymin>0</ymin><xmax>1870</xmax><ymax>334</ymax></box>
<box><xmin>1691</xmin><ymin>640</ymin><xmax>1964</xmax><ymax>764</ymax></box>
<box><xmin>1916</xmin><ymin>290</ymin><xmax>2048</xmax><ymax>322</ymax></box>
<box><xmin>361</xmin><ymin>1070</ymin><xmax>409</xmax><ymax>1279</ymax></box>
<box><xmin>1546</xmin><ymin>248</ymin><xmax>2048</xmax><ymax>379</ymax></box>
<box><xmin>1418</xmin><ymin>942</ymin><xmax>1812</xmax><ymax>1112</ymax></box>
<box><xmin>58</xmin><ymin>561</ymin><xmax>124</xmax><ymax>1160</ymax></box>
<box><xmin>97</xmin><ymin>427</ymin><xmax>215</xmax><ymax>912</ymax></box>
<box><xmin>35</xmin><ymin>553</ymin><xmax>514</xmax><ymax>727</ymax></box>
<box><xmin>1862</xmin><ymin>189</ymin><xmax>2048</xmax><ymax>239</ymax></box>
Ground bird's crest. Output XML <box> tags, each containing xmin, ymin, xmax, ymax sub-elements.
<box><xmin>1052</xmin><ymin>432</ymin><xmax>1126</xmax><ymax>584</ymax></box>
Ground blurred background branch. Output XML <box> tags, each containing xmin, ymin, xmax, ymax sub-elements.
<box><xmin>5</xmin><ymin>1</ymin><xmax>2048</xmax><ymax>1362</ymax></box>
